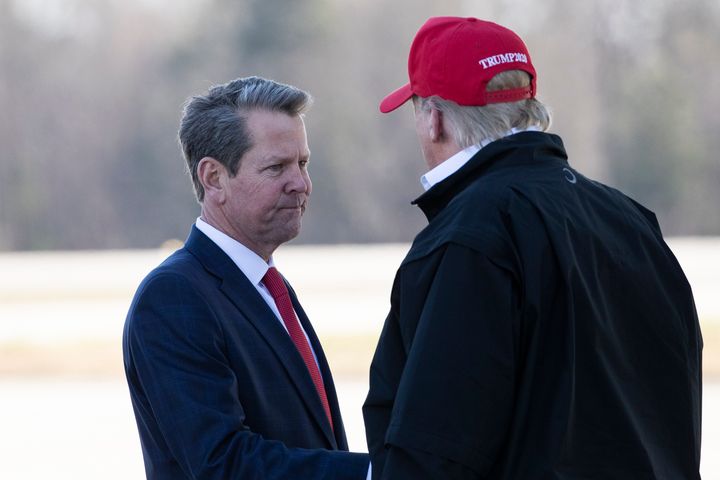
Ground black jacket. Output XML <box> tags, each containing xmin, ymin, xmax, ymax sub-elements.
<box><xmin>363</xmin><ymin>132</ymin><xmax>702</xmax><ymax>479</ymax></box>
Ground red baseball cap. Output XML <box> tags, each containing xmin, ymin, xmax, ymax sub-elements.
<box><xmin>379</xmin><ymin>17</ymin><xmax>537</xmax><ymax>113</ymax></box>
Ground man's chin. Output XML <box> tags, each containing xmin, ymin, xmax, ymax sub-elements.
<box><xmin>277</xmin><ymin>220</ymin><xmax>303</xmax><ymax>243</ymax></box>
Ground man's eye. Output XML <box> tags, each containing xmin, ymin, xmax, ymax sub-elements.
<box><xmin>266</xmin><ymin>164</ymin><xmax>283</xmax><ymax>172</ymax></box>
<box><xmin>299</xmin><ymin>160</ymin><xmax>309</xmax><ymax>169</ymax></box>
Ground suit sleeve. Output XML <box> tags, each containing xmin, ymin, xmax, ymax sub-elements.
<box><xmin>375</xmin><ymin>243</ymin><xmax>518</xmax><ymax>480</ymax></box>
<box><xmin>123</xmin><ymin>272</ymin><xmax>368</xmax><ymax>480</ymax></box>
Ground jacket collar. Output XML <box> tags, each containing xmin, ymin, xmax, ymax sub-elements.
<box><xmin>412</xmin><ymin>131</ymin><xmax>567</xmax><ymax>221</ymax></box>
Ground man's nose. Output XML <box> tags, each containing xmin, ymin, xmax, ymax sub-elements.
<box><xmin>286</xmin><ymin>165</ymin><xmax>311</xmax><ymax>194</ymax></box>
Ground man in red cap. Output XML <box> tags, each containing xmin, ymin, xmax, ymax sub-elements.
<box><xmin>363</xmin><ymin>17</ymin><xmax>702</xmax><ymax>479</ymax></box>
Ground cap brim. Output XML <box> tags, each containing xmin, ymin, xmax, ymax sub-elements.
<box><xmin>379</xmin><ymin>83</ymin><xmax>413</xmax><ymax>113</ymax></box>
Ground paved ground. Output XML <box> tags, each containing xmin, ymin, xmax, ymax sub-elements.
<box><xmin>0</xmin><ymin>378</ymin><xmax>717</xmax><ymax>479</ymax></box>
<box><xmin>0</xmin><ymin>241</ymin><xmax>718</xmax><ymax>477</ymax></box>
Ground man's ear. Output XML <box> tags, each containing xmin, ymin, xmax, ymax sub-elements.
<box><xmin>428</xmin><ymin>107</ymin><xmax>446</xmax><ymax>143</ymax></box>
<box><xmin>197</xmin><ymin>157</ymin><xmax>227</xmax><ymax>203</ymax></box>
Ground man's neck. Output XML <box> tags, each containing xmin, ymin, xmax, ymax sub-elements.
<box><xmin>199</xmin><ymin>209</ymin><xmax>273</xmax><ymax>262</ymax></box>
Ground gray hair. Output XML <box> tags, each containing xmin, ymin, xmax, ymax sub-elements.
<box><xmin>416</xmin><ymin>70</ymin><xmax>552</xmax><ymax>149</ymax></box>
<box><xmin>178</xmin><ymin>76</ymin><xmax>313</xmax><ymax>202</ymax></box>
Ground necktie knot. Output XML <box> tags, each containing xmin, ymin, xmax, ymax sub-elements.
<box><xmin>262</xmin><ymin>266</ymin><xmax>288</xmax><ymax>301</ymax></box>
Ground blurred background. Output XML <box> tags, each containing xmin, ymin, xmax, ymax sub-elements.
<box><xmin>0</xmin><ymin>0</ymin><xmax>718</xmax><ymax>477</ymax></box>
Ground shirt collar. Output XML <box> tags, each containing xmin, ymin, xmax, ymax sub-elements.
<box><xmin>420</xmin><ymin>126</ymin><xmax>542</xmax><ymax>191</ymax></box>
<box><xmin>195</xmin><ymin>217</ymin><xmax>274</xmax><ymax>287</ymax></box>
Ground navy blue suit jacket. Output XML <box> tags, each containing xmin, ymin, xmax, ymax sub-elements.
<box><xmin>123</xmin><ymin>226</ymin><xmax>369</xmax><ymax>479</ymax></box>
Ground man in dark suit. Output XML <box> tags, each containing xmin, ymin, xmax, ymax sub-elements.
<box><xmin>123</xmin><ymin>76</ymin><xmax>370</xmax><ymax>479</ymax></box>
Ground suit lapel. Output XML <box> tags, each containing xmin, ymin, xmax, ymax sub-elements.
<box><xmin>184</xmin><ymin>226</ymin><xmax>337</xmax><ymax>448</ymax></box>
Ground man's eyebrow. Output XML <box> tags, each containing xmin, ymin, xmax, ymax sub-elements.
<box><xmin>261</xmin><ymin>151</ymin><xmax>311</xmax><ymax>163</ymax></box>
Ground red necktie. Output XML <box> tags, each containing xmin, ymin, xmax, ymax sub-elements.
<box><xmin>262</xmin><ymin>267</ymin><xmax>334</xmax><ymax>431</ymax></box>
